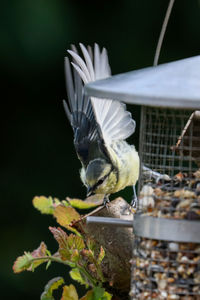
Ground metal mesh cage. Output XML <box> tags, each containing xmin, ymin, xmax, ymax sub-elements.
<box><xmin>131</xmin><ymin>106</ymin><xmax>200</xmax><ymax>299</ymax></box>
<box><xmin>138</xmin><ymin>107</ymin><xmax>200</xmax><ymax>218</ymax></box>
<box><xmin>131</xmin><ymin>238</ymin><xmax>200</xmax><ymax>299</ymax></box>
<box><xmin>140</xmin><ymin>107</ymin><xmax>200</xmax><ymax>182</ymax></box>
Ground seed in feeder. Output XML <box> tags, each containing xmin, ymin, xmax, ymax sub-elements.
<box><xmin>141</xmin><ymin>291</ymin><xmax>151</xmax><ymax>299</ymax></box>
<box><xmin>139</xmin><ymin>196</ymin><xmax>155</xmax><ymax>208</ymax></box>
<box><xmin>158</xmin><ymin>279</ymin><xmax>167</xmax><ymax>290</ymax></box>
<box><xmin>174</xmin><ymin>189</ymin><xmax>195</xmax><ymax>199</ymax></box>
<box><xmin>148</xmin><ymin>264</ymin><xmax>164</xmax><ymax>274</ymax></box>
<box><xmin>176</xmin><ymin>199</ymin><xmax>193</xmax><ymax>209</ymax></box>
<box><xmin>145</xmin><ymin>240</ymin><xmax>154</xmax><ymax>250</ymax></box>
<box><xmin>171</xmin><ymin>198</ymin><xmax>180</xmax><ymax>208</ymax></box>
<box><xmin>168</xmin><ymin>285</ymin><xmax>177</xmax><ymax>293</ymax></box>
<box><xmin>154</xmin><ymin>187</ymin><xmax>165</xmax><ymax>197</ymax></box>
<box><xmin>180</xmin><ymin>256</ymin><xmax>190</xmax><ymax>263</ymax></box>
<box><xmin>140</xmin><ymin>185</ymin><xmax>154</xmax><ymax>196</ymax></box>
<box><xmin>190</xmin><ymin>202</ymin><xmax>200</xmax><ymax>209</ymax></box>
<box><xmin>160</xmin><ymin>291</ymin><xmax>168</xmax><ymax>298</ymax></box>
<box><xmin>174</xmin><ymin>172</ymin><xmax>185</xmax><ymax>181</ymax></box>
<box><xmin>193</xmin><ymin>285</ymin><xmax>200</xmax><ymax>293</ymax></box>
<box><xmin>194</xmin><ymin>273</ymin><xmax>200</xmax><ymax>284</ymax></box>
<box><xmin>169</xmin><ymin>242</ymin><xmax>179</xmax><ymax>252</ymax></box>
<box><xmin>196</xmin><ymin>182</ymin><xmax>200</xmax><ymax>191</ymax></box>
<box><xmin>167</xmin><ymin>277</ymin><xmax>175</xmax><ymax>283</ymax></box>
<box><xmin>167</xmin><ymin>294</ymin><xmax>180</xmax><ymax>299</ymax></box>
<box><xmin>177</xmin><ymin>264</ymin><xmax>185</xmax><ymax>274</ymax></box>
<box><xmin>186</xmin><ymin>266</ymin><xmax>195</xmax><ymax>276</ymax></box>
<box><xmin>186</xmin><ymin>210</ymin><xmax>200</xmax><ymax>220</ymax></box>
<box><xmin>194</xmin><ymin>169</ymin><xmax>200</xmax><ymax>178</ymax></box>
<box><xmin>179</xmin><ymin>242</ymin><xmax>196</xmax><ymax>251</ymax></box>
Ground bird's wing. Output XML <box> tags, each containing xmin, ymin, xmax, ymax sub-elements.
<box><xmin>69</xmin><ymin>43</ymin><xmax>136</xmax><ymax>146</ymax></box>
<box><xmin>63</xmin><ymin>46</ymin><xmax>108</xmax><ymax>167</ymax></box>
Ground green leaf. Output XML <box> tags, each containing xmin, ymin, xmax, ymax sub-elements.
<box><xmin>97</xmin><ymin>247</ymin><xmax>105</xmax><ymax>265</ymax></box>
<box><xmin>80</xmin><ymin>287</ymin><xmax>112</xmax><ymax>300</ymax></box>
<box><xmin>61</xmin><ymin>284</ymin><xmax>79</xmax><ymax>300</ymax></box>
<box><xmin>49</xmin><ymin>227</ymin><xmax>70</xmax><ymax>261</ymax></box>
<box><xmin>40</xmin><ymin>295</ymin><xmax>54</xmax><ymax>300</ymax></box>
<box><xmin>86</xmin><ymin>238</ymin><xmax>96</xmax><ymax>252</ymax></box>
<box><xmin>67</xmin><ymin>198</ymin><xmax>99</xmax><ymax>209</ymax></box>
<box><xmin>70</xmin><ymin>250</ymin><xmax>80</xmax><ymax>263</ymax></box>
<box><xmin>102</xmin><ymin>292</ymin><xmax>112</xmax><ymax>300</ymax></box>
<box><xmin>70</xmin><ymin>268</ymin><xmax>87</xmax><ymax>286</ymax></box>
<box><xmin>93</xmin><ymin>287</ymin><xmax>112</xmax><ymax>300</ymax></box>
<box><xmin>13</xmin><ymin>242</ymin><xmax>49</xmax><ymax>273</ymax></box>
<box><xmin>49</xmin><ymin>227</ymin><xmax>84</xmax><ymax>261</ymax></box>
<box><xmin>66</xmin><ymin>234</ymin><xmax>85</xmax><ymax>262</ymax></box>
<box><xmin>49</xmin><ymin>227</ymin><xmax>68</xmax><ymax>249</ymax></box>
<box><xmin>53</xmin><ymin>205</ymin><xmax>81</xmax><ymax>236</ymax></box>
<box><xmin>46</xmin><ymin>260</ymin><xmax>51</xmax><ymax>270</ymax></box>
<box><xmin>40</xmin><ymin>277</ymin><xmax>64</xmax><ymax>300</ymax></box>
<box><xmin>28</xmin><ymin>242</ymin><xmax>48</xmax><ymax>271</ymax></box>
<box><xmin>80</xmin><ymin>290</ymin><xmax>93</xmax><ymax>300</ymax></box>
<box><xmin>33</xmin><ymin>196</ymin><xmax>54</xmax><ymax>214</ymax></box>
<box><xmin>13</xmin><ymin>252</ymin><xmax>33</xmax><ymax>273</ymax></box>
<box><xmin>93</xmin><ymin>287</ymin><xmax>105</xmax><ymax>300</ymax></box>
<box><xmin>67</xmin><ymin>234</ymin><xmax>85</xmax><ymax>251</ymax></box>
<box><xmin>80</xmin><ymin>249</ymin><xmax>94</xmax><ymax>263</ymax></box>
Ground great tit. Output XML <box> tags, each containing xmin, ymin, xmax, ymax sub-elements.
<box><xmin>63</xmin><ymin>43</ymin><xmax>139</xmax><ymax>206</ymax></box>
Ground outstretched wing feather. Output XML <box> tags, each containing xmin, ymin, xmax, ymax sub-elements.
<box><xmin>91</xmin><ymin>98</ymin><xmax>136</xmax><ymax>144</ymax></box>
<box><xmin>65</xmin><ymin>44</ymin><xmax>136</xmax><ymax>167</ymax></box>
<box><xmin>79</xmin><ymin>43</ymin><xmax>95</xmax><ymax>81</ymax></box>
<box><xmin>69</xmin><ymin>44</ymin><xmax>135</xmax><ymax>145</ymax></box>
<box><xmin>64</xmin><ymin>46</ymin><xmax>108</xmax><ymax>166</ymax></box>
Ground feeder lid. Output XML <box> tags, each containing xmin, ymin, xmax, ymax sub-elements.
<box><xmin>85</xmin><ymin>55</ymin><xmax>200</xmax><ymax>109</ymax></box>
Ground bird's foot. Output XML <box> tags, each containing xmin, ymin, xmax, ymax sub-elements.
<box><xmin>142</xmin><ymin>165</ymin><xmax>170</xmax><ymax>184</ymax></box>
<box><xmin>130</xmin><ymin>185</ymin><xmax>138</xmax><ymax>212</ymax></box>
<box><xmin>103</xmin><ymin>195</ymin><xmax>110</xmax><ymax>208</ymax></box>
<box><xmin>130</xmin><ymin>196</ymin><xmax>137</xmax><ymax>208</ymax></box>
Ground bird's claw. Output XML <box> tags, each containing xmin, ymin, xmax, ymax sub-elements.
<box><xmin>131</xmin><ymin>198</ymin><xmax>137</xmax><ymax>208</ymax></box>
<box><xmin>103</xmin><ymin>195</ymin><xmax>110</xmax><ymax>208</ymax></box>
<box><xmin>131</xmin><ymin>185</ymin><xmax>138</xmax><ymax>210</ymax></box>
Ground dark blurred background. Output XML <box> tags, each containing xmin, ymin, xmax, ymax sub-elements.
<box><xmin>1</xmin><ymin>0</ymin><xmax>200</xmax><ymax>299</ymax></box>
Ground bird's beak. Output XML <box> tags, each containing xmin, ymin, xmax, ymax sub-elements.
<box><xmin>87</xmin><ymin>186</ymin><xmax>94</xmax><ymax>197</ymax></box>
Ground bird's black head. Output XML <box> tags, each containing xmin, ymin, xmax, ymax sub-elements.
<box><xmin>85</xmin><ymin>158</ymin><xmax>113</xmax><ymax>196</ymax></box>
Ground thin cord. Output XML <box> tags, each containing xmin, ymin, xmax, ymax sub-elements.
<box><xmin>153</xmin><ymin>0</ymin><xmax>175</xmax><ymax>66</ymax></box>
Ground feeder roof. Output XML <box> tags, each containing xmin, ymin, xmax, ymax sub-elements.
<box><xmin>85</xmin><ymin>55</ymin><xmax>200</xmax><ymax>109</ymax></box>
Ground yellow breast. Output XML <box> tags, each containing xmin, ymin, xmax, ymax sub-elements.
<box><xmin>107</xmin><ymin>141</ymin><xmax>140</xmax><ymax>193</ymax></box>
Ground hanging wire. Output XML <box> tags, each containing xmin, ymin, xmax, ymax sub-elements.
<box><xmin>153</xmin><ymin>0</ymin><xmax>175</xmax><ymax>66</ymax></box>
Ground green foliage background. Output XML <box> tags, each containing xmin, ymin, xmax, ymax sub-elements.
<box><xmin>1</xmin><ymin>0</ymin><xmax>200</xmax><ymax>299</ymax></box>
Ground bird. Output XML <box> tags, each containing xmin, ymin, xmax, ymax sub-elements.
<box><xmin>63</xmin><ymin>43</ymin><xmax>140</xmax><ymax>206</ymax></box>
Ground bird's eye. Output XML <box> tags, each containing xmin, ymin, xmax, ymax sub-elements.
<box><xmin>97</xmin><ymin>179</ymin><xmax>104</xmax><ymax>186</ymax></box>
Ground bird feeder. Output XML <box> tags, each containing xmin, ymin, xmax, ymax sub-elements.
<box><xmin>85</xmin><ymin>56</ymin><xmax>200</xmax><ymax>299</ymax></box>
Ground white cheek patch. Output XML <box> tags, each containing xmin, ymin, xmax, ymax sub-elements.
<box><xmin>80</xmin><ymin>168</ymin><xmax>87</xmax><ymax>186</ymax></box>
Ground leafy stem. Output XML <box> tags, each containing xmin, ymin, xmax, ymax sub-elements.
<box><xmin>77</xmin><ymin>264</ymin><xmax>98</xmax><ymax>287</ymax></box>
<box><xmin>94</xmin><ymin>263</ymin><xmax>105</xmax><ymax>283</ymax></box>
<box><xmin>30</xmin><ymin>256</ymin><xmax>99</xmax><ymax>287</ymax></box>
<box><xmin>30</xmin><ymin>256</ymin><xmax>76</xmax><ymax>268</ymax></box>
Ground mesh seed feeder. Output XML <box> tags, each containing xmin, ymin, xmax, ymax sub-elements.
<box><xmin>85</xmin><ymin>56</ymin><xmax>200</xmax><ymax>299</ymax></box>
